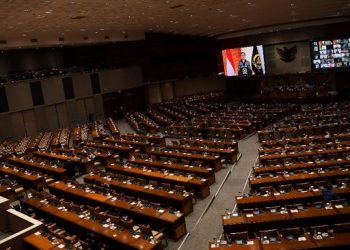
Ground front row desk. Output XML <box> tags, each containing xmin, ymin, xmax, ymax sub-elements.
<box><xmin>22</xmin><ymin>197</ymin><xmax>163</xmax><ymax>250</ymax></box>
<box><xmin>209</xmin><ymin>231</ymin><xmax>350</xmax><ymax>250</ymax></box>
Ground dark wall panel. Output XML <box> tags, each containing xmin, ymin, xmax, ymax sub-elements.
<box><xmin>90</xmin><ymin>73</ymin><xmax>101</xmax><ymax>94</ymax></box>
<box><xmin>0</xmin><ymin>87</ymin><xmax>9</xmax><ymax>113</ymax></box>
<box><xmin>62</xmin><ymin>77</ymin><xmax>75</xmax><ymax>99</ymax></box>
<box><xmin>30</xmin><ymin>81</ymin><xmax>45</xmax><ymax>106</ymax></box>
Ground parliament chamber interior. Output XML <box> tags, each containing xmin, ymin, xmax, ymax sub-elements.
<box><xmin>1</xmin><ymin>1</ymin><xmax>350</xmax><ymax>250</ymax></box>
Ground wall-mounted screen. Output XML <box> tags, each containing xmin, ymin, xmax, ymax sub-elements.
<box><xmin>311</xmin><ymin>39</ymin><xmax>350</xmax><ymax>71</ymax></box>
<box><xmin>222</xmin><ymin>45</ymin><xmax>266</xmax><ymax>77</ymax></box>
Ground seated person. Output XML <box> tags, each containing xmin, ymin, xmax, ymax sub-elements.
<box><xmin>322</xmin><ymin>184</ymin><xmax>340</xmax><ymax>203</ymax></box>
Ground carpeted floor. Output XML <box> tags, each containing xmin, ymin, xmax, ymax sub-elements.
<box><xmin>115</xmin><ymin>120</ymin><xmax>259</xmax><ymax>250</ymax></box>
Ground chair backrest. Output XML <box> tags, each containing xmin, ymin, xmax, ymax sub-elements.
<box><xmin>313</xmin><ymin>180</ymin><xmax>328</xmax><ymax>189</ymax></box>
<box><xmin>139</xmin><ymin>224</ymin><xmax>152</xmax><ymax>236</ymax></box>
<box><xmin>174</xmin><ymin>185</ymin><xmax>185</xmax><ymax>192</ymax></box>
<box><xmin>278</xmin><ymin>184</ymin><xmax>292</xmax><ymax>193</ymax></box>
<box><xmin>310</xmin><ymin>225</ymin><xmax>329</xmax><ymax>235</ymax></box>
<box><xmin>295</xmin><ymin>182</ymin><xmax>310</xmax><ymax>191</ymax></box>
<box><xmin>330</xmin><ymin>198</ymin><xmax>347</xmax><ymax>206</ymax></box>
<box><xmin>260</xmin><ymin>229</ymin><xmax>279</xmax><ymax>239</ymax></box>
<box><xmin>120</xmin><ymin>218</ymin><xmax>134</xmax><ymax>229</ymax></box>
<box><xmin>226</xmin><ymin>231</ymin><xmax>249</xmax><ymax>243</ymax></box>
<box><xmin>279</xmin><ymin>227</ymin><xmax>302</xmax><ymax>239</ymax></box>
<box><xmin>334</xmin><ymin>222</ymin><xmax>350</xmax><ymax>233</ymax></box>
<box><xmin>259</xmin><ymin>186</ymin><xmax>273</xmax><ymax>194</ymax></box>
<box><xmin>161</xmin><ymin>183</ymin><xmax>171</xmax><ymax>190</ymax></box>
<box><xmin>149</xmin><ymin>180</ymin><xmax>158</xmax><ymax>187</ymax></box>
<box><xmin>265</xmin><ymin>206</ymin><xmax>280</xmax><ymax>213</ymax></box>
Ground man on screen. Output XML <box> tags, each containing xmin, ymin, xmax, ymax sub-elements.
<box><xmin>238</xmin><ymin>52</ymin><xmax>252</xmax><ymax>76</ymax></box>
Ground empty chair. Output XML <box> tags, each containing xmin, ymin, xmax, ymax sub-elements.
<box><xmin>242</xmin><ymin>208</ymin><xmax>261</xmax><ymax>215</ymax></box>
<box><xmin>334</xmin><ymin>222</ymin><xmax>350</xmax><ymax>233</ymax></box>
<box><xmin>174</xmin><ymin>185</ymin><xmax>185</xmax><ymax>193</ymax></box>
<box><xmin>259</xmin><ymin>229</ymin><xmax>281</xmax><ymax>244</ymax></box>
<box><xmin>139</xmin><ymin>224</ymin><xmax>167</xmax><ymax>246</ymax></box>
<box><xmin>310</xmin><ymin>225</ymin><xmax>332</xmax><ymax>239</ymax></box>
<box><xmin>226</xmin><ymin>231</ymin><xmax>249</xmax><ymax>245</ymax></box>
<box><xmin>314</xmin><ymin>180</ymin><xmax>329</xmax><ymax>189</ymax></box>
<box><xmin>107</xmin><ymin>214</ymin><xmax>123</xmax><ymax>230</ymax></box>
<box><xmin>295</xmin><ymin>182</ymin><xmax>310</xmax><ymax>192</ymax></box>
<box><xmin>335</xmin><ymin>178</ymin><xmax>349</xmax><ymax>188</ymax></box>
<box><xmin>161</xmin><ymin>183</ymin><xmax>171</xmax><ymax>191</ymax></box>
<box><xmin>278</xmin><ymin>184</ymin><xmax>293</xmax><ymax>194</ymax></box>
<box><xmin>330</xmin><ymin>198</ymin><xmax>347</xmax><ymax>206</ymax></box>
<box><xmin>286</xmin><ymin>203</ymin><xmax>305</xmax><ymax>211</ymax></box>
<box><xmin>279</xmin><ymin>227</ymin><xmax>303</xmax><ymax>241</ymax></box>
<box><xmin>120</xmin><ymin>218</ymin><xmax>139</xmax><ymax>233</ymax></box>
<box><xmin>265</xmin><ymin>206</ymin><xmax>280</xmax><ymax>213</ymax></box>
<box><xmin>149</xmin><ymin>180</ymin><xmax>158</xmax><ymax>187</ymax></box>
<box><xmin>259</xmin><ymin>186</ymin><xmax>273</xmax><ymax>195</ymax></box>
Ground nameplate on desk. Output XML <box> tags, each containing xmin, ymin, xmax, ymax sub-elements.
<box><xmin>298</xmin><ymin>236</ymin><xmax>306</xmax><ymax>241</ymax></box>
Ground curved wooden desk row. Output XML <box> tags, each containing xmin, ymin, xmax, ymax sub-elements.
<box><xmin>0</xmin><ymin>165</ymin><xmax>46</xmax><ymax>187</ymax></box>
<box><xmin>129</xmin><ymin>158</ymin><xmax>216</xmax><ymax>185</ymax></box>
<box><xmin>106</xmin><ymin>163</ymin><xmax>210</xmax><ymax>199</ymax></box>
<box><xmin>250</xmin><ymin>167</ymin><xmax>350</xmax><ymax>189</ymax></box>
<box><xmin>259</xmin><ymin>147</ymin><xmax>350</xmax><ymax>162</ymax></box>
<box><xmin>261</xmin><ymin>133</ymin><xmax>350</xmax><ymax>147</ymax></box>
<box><xmin>222</xmin><ymin>205</ymin><xmax>350</xmax><ymax>234</ymax></box>
<box><xmin>259</xmin><ymin>140</ymin><xmax>350</xmax><ymax>154</ymax></box>
<box><xmin>164</xmin><ymin>144</ymin><xmax>237</xmax><ymax>164</ymax></box>
<box><xmin>82</xmin><ymin>142</ymin><xmax>134</xmax><ymax>159</ymax></box>
<box><xmin>117</xmin><ymin>134</ymin><xmax>166</xmax><ymax>147</ymax></box>
<box><xmin>83</xmin><ymin>174</ymin><xmax>194</xmax><ymax>215</ymax></box>
<box><xmin>103</xmin><ymin>138</ymin><xmax>150</xmax><ymax>151</ymax></box>
<box><xmin>235</xmin><ymin>186</ymin><xmax>350</xmax><ymax>209</ymax></box>
<box><xmin>48</xmin><ymin>181</ymin><xmax>186</xmax><ymax>240</ymax></box>
<box><xmin>32</xmin><ymin>151</ymin><xmax>94</xmax><ymax>173</ymax></box>
<box><xmin>22</xmin><ymin>198</ymin><xmax>162</xmax><ymax>250</ymax></box>
<box><xmin>179</xmin><ymin>138</ymin><xmax>238</xmax><ymax>151</ymax></box>
<box><xmin>209</xmin><ymin>231</ymin><xmax>350</xmax><ymax>250</ymax></box>
<box><xmin>258</xmin><ymin>123</ymin><xmax>350</xmax><ymax>139</ymax></box>
<box><xmin>55</xmin><ymin>148</ymin><xmax>115</xmax><ymax>166</ymax></box>
<box><xmin>146</xmin><ymin>149</ymin><xmax>222</xmax><ymax>172</ymax></box>
<box><xmin>8</xmin><ymin>157</ymin><xmax>67</xmax><ymax>179</ymax></box>
<box><xmin>254</xmin><ymin>158</ymin><xmax>350</xmax><ymax>174</ymax></box>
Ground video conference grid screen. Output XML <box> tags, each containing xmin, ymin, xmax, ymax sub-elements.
<box><xmin>311</xmin><ymin>38</ymin><xmax>350</xmax><ymax>70</ymax></box>
<box><xmin>222</xmin><ymin>45</ymin><xmax>266</xmax><ymax>77</ymax></box>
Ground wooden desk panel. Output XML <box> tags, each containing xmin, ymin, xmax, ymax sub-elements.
<box><xmin>0</xmin><ymin>166</ymin><xmax>45</xmax><ymax>187</ymax></box>
<box><xmin>235</xmin><ymin>187</ymin><xmax>350</xmax><ymax>209</ymax></box>
<box><xmin>106</xmin><ymin>164</ymin><xmax>210</xmax><ymax>199</ymax></box>
<box><xmin>250</xmin><ymin>168</ymin><xmax>350</xmax><ymax>189</ymax></box>
<box><xmin>49</xmin><ymin>181</ymin><xmax>187</xmax><ymax>240</ymax></box>
<box><xmin>146</xmin><ymin>150</ymin><xmax>222</xmax><ymax>171</ymax></box>
<box><xmin>84</xmin><ymin>174</ymin><xmax>193</xmax><ymax>215</ymax></box>
<box><xmin>129</xmin><ymin>158</ymin><xmax>216</xmax><ymax>185</ymax></box>
<box><xmin>22</xmin><ymin>198</ymin><xmax>161</xmax><ymax>250</ymax></box>
<box><xmin>222</xmin><ymin>206</ymin><xmax>350</xmax><ymax>234</ymax></box>
<box><xmin>165</xmin><ymin>145</ymin><xmax>237</xmax><ymax>164</ymax></box>
<box><xmin>254</xmin><ymin>159</ymin><xmax>350</xmax><ymax>174</ymax></box>
<box><xmin>8</xmin><ymin>157</ymin><xmax>67</xmax><ymax>180</ymax></box>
